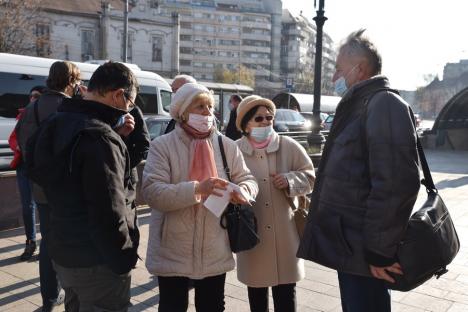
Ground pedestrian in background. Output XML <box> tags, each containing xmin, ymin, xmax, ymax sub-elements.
<box><xmin>297</xmin><ymin>29</ymin><xmax>420</xmax><ymax>312</ymax></box>
<box><xmin>17</xmin><ymin>61</ymin><xmax>82</xmax><ymax>312</ymax></box>
<box><xmin>26</xmin><ymin>62</ymin><xmax>141</xmax><ymax>311</ymax></box>
<box><xmin>235</xmin><ymin>95</ymin><xmax>315</xmax><ymax>312</ymax></box>
<box><xmin>225</xmin><ymin>94</ymin><xmax>243</xmax><ymax>140</ymax></box>
<box><xmin>164</xmin><ymin>74</ymin><xmax>197</xmax><ymax>134</ymax></box>
<box><xmin>142</xmin><ymin>83</ymin><xmax>258</xmax><ymax>312</ymax></box>
<box><xmin>9</xmin><ymin>85</ymin><xmax>46</xmax><ymax>261</ymax></box>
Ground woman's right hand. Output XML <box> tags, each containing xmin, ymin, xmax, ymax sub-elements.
<box><xmin>195</xmin><ymin>177</ymin><xmax>228</xmax><ymax>197</ymax></box>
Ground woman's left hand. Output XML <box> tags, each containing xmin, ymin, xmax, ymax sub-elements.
<box><xmin>271</xmin><ymin>173</ymin><xmax>289</xmax><ymax>190</ymax></box>
<box><xmin>229</xmin><ymin>190</ymin><xmax>250</xmax><ymax>205</ymax></box>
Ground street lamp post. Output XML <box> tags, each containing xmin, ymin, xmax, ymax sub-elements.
<box><xmin>308</xmin><ymin>0</ymin><xmax>327</xmax><ymax>167</ymax></box>
<box><xmin>122</xmin><ymin>0</ymin><xmax>128</xmax><ymax>62</ymax></box>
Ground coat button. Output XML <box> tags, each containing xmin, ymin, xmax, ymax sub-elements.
<box><xmin>265</xmin><ymin>202</ymin><xmax>269</xmax><ymax>207</ymax></box>
<box><xmin>266</xmin><ymin>225</ymin><xmax>272</xmax><ymax>230</ymax></box>
<box><xmin>263</xmin><ymin>178</ymin><xmax>267</xmax><ymax>182</ymax></box>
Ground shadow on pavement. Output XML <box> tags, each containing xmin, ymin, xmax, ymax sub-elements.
<box><xmin>0</xmin><ymin>278</ymin><xmax>40</xmax><ymax>307</ymax></box>
<box><xmin>436</xmin><ymin>176</ymin><xmax>468</xmax><ymax>190</ymax></box>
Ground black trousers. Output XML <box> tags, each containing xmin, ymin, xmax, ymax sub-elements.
<box><xmin>158</xmin><ymin>273</ymin><xmax>226</xmax><ymax>312</ymax></box>
<box><xmin>247</xmin><ymin>283</ymin><xmax>296</xmax><ymax>312</ymax></box>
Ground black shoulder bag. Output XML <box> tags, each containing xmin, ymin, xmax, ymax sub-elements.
<box><xmin>388</xmin><ymin>121</ymin><xmax>460</xmax><ymax>291</ymax></box>
<box><xmin>364</xmin><ymin>89</ymin><xmax>460</xmax><ymax>291</ymax></box>
<box><xmin>217</xmin><ymin>135</ymin><xmax>259</xmax><ymax>253</ymax></box>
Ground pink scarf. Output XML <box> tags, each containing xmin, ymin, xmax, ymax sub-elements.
<box><xmin>181</xmin><ymin>123</ymin><xmax>218</xmax><ymax>189</ymax></box>
<box><xmin>249</xmin><ymin>135</ymin><xmax>272</xmax><ymax>149</ymax></box>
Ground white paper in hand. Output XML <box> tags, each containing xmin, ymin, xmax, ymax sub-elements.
<box><xmin>203</xmin><ymin>182</ymin><xmax>253</xmax><ymax>218</ymax></box>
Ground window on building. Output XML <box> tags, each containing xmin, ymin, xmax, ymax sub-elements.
<box><xmin>81</xmin><ymin>29</ymin><xmax>95</xmax><ymax>61</ymax></box>
<box><xmin>152</xmin><ymin>36</ymin><xmax>163</xmax><ymax>62</ymax></box>
<box><xmin>180</xmin><ymin>59</ymin><xmax>191</xmax><ymax>66</ymax></box>
<box><xmin>180</xmin><ymin>47</ymin><xmax>192</xmax><ymax>54</ymax></box>
<box><xmin>180</xmin><ymin>22</ymin><xmax>192</xmax><ymax>29</ymax></box>
<box><xmin>180</xmin><ymin>35</ymin><xmax>192</xmax><ymax>41</ymax></box>
<box><xmin>149</xmin><ymin>0</ymin><xmax>159</xmax><ymax>8</ymax></box>
<box><xmin>35</xmin><ymin>24</ymin><xmax>50</xmax><ymax>57</ymax></box>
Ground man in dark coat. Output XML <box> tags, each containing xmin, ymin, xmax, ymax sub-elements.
<box><xmin>17</xmin><ymin>61</ymin><xmax>82</xmax><ymax>312</ymax></box>
<box><xmin>297</xmin><ymin>29</ymin><xmax>420</xmax><ymax>312</ymax></box>
<box><xmin>27</xmin><ymin>62</ymin><xmax>140</xmax><ymax>311</ymax></box>
<box><xmin>224</xmin><ymin>94</ymin><xmax>242</xmax><ymax>140</ymax></box>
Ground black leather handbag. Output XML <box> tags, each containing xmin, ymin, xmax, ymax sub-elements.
<box><xmin>217</xmin><ymin>136</ymin><xmax>259</xmax><ymax>253</ymax></box>
<box><xmin>387</xmin><ymin>132</ymin><xmax>460</xmax><ymax>291</ymax></box>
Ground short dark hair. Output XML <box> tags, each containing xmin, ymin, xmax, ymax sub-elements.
<box><xmin>87</xmin><ymin>61</ymin><xmax>139</xmax><ymax>98</ymax></box>
<box><xmin>46</xmin><ymin>61</ymin><xmax>81</xmax><ymax>92</ymax></box>
<box><xmin>340</xmin><ymin>29</ymin><xmax>382</xmax><ymax>75</ymax></box>
<box><xmin>231</xmin><ymin>94</ymin><xmax>243</xmax><ymax>103</ymax></box>
<box><xmin>240</xmin><ymin>105</ymin><xmax>274</xmax><ymax>135</ymax></box>
<box><xmin>29</xmin><ymin>85</ymin><xmax>46</xmax><ymax>94</ymax></box>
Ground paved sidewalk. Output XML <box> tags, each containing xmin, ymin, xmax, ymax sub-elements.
<box><xmin>1</xmin><ymin>150</ymin><xmax>468</xmax><ymax>311</ymax></box>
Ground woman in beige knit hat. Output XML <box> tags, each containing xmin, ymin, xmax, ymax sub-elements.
<box><xmin>142</xmin><ymin>83</ymin><xmax>258</xmax><ymax>311</ymax></box>
<box><xmin>235</xmin><ymin>95</ymin><xmax>315</xmax><ymax>312</ymax></box>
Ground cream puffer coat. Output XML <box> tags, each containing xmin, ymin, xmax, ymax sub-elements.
<box><xmin>236</xmin><ymin>133</ymin><xmax>315</xmax><ymax>287</ymax></box>
<box><xmin>142</xmin><ymin>125</ymin><xmax>258</xmax><ymax>279</ymax></box>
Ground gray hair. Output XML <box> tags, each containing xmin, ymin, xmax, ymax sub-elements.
<box><xmin>173</xmin><ymin>74</ymin><xmax>196</xmax><ymax>84</ymax></box>
<box><xmin>339</xmin><ymin>29</ymin><xmax>382</xmax><ymax>76</ymax></box>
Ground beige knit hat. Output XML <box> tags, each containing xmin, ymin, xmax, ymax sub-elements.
<box><xmin>236</xmin><ymin>95</ymin><xmax>276</xmax><ymax>132</ymax></box>
<box><xmin>169</xmin><ymin>82</ymin><xmax>213</xmax><ymax>121</ymax></box>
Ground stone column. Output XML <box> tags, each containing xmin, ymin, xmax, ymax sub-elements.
<box><xmin>171</xmin><ymin>12</ymin><xmax>180</xmax><ymax>76</ymax></box>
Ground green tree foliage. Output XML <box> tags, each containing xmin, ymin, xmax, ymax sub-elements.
<box><xmin>214</xmin><ymin>64</ymin><xmax>255</xmax><ymax>87</ymax></box>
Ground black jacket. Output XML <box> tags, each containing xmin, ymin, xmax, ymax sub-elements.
<box><xmin>225</xmin><ymin>108</ymin><xmax>242</xmax><ymax>140</ymax></box>
<box><xmin>27</xmin><ymin>98</ymin><xmax>140</xmax><ymax>274</ymax></box>
<box><xmin>297</xmin><ymin>76</ymin><xmax>420</xmax><ymax>276</ymax></box>
<box><xmin>124</xmin><ymin>106</ymin><xmax>150</xmax><ymax>205</ymax></box>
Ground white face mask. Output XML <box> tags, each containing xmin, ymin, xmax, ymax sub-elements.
<box><xmin>187</xmin><ymin>113</ymin><xmax>214</xmax><ymax>132</ymax></box>
<box><xmin>250</xmin><ymin>125</ymin><xmax>274</xmax><ymax>142</ymax></box>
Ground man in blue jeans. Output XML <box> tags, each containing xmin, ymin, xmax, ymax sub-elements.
<box><xmin>10</xmin><ymin>86</ymin><xmax>45</xmax><ymax>261</ymax></box>
<box><xmin>297</xmin><ymin>29</ymin><xmax>420</xmax><ymax>312</ymax></box>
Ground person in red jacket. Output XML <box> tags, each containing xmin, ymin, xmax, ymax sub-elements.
<box><xmin>9</xmin><ymin>85</ymin><xmax>46</xmax><ymax>261</ymax></box>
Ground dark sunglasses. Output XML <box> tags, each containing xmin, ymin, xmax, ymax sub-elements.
<box><xmin>254</xmin><ymin>115</ymin><xmax>274</xmax><ymax>122</ymax></box>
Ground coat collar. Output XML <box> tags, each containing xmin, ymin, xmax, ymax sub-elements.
<box><xmin>237</xmin><ymin>132</ymin><xmax>280</xmax><ymax>156</ymax></box>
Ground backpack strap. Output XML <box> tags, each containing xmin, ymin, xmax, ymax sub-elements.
<box><xmin>33</xmin><ymin>99</ymin><xmax>40</xmax><ymax>126</ymax></box>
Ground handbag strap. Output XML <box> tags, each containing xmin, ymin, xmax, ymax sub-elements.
<box><xmin>408</xmin><ymin>108</ymin><xmax>436</xmax><ymax>192</ymax></box>
<box><xmin>218</xmin><ymin>135</ymin><xmax>232</xmax><ymax>182</ymax></box>
<box><xmin>361</xmin><ymin>89</ymin><xmax>436</xmax><ymax>193</ymax></box>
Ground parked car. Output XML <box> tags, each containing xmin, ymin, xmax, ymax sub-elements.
<box><xmin>144</xmin><ymin>115</ymin><xmax>172</xmax><ymax>140</ymax></box>
<box><xmin>300</xmin><ymin>112</ymin><xmax>328</xmax><ymax>129</ymax></box>
<box><xmin>323</xmin><ymin>114</ymin><xmax>334</xmax><ymax>131</ymax></box>
<box><xmin>274</xmin><ymin>109</ymin><xmax>312</xmax><ymax>132</ymax></box>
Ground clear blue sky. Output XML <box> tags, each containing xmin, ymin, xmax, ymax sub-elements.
<box><xmin>284</xmin><ymin>0</ymin><xmax>468</xmax><ymax>90</ymax></box>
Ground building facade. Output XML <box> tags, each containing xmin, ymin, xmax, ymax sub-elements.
<box><xmin>20</xmin><ymin>0</ymin><xmax>336</xmax><ymax>91</ymax></box>
<box><xmin>35</xmin><ymin>0</ymin><xmax>178</xmax><ymax>77</ymax></box>
<box><xmin>158</xmin><ymin>0</ymin><xmax>282</xmax><ymax>82</ymax></box>
<box><xmin>280</xmin><ymin>9</ymin><xmax>335</xmax><ymax>95</ymax></box>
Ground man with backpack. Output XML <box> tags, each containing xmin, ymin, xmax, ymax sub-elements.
<box><xmin>9</xmin><ymin>85</ymin><xmax>46</xmax><ymax>261</ymax></box>
<box><xmin>17</xmin><ymin>61</ymin><xmax>81</xmax><ymax>312</ymax></box>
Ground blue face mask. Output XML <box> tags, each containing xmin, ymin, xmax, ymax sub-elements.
<box><xmin>334</xmin><ymin>77</ymin><xmax>348</xmax><ymax>96</ymax></box>
<box><xmin>334</xmin><ymin>65</ymin><xmax>359</xmax><ymax>96</ymax></box>
<box><xmin>250</xmin><ymin>125</ymin><xmax>274</xmax><ymax>142</ymax></box>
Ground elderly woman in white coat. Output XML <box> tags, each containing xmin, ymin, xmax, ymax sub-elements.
<box><xmin>142</xmin><ymin>83</ymin><xmax>258</xmax><ymax>312</ymax></box>
<box><xmin>235</xmin><ymin>95</ymin><xmax>315</xmax><ymax>312</ymax></box>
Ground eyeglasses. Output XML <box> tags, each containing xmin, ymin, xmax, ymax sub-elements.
<box><xmin>123</xmin><ymin>91</ymin><xmax>136</xmax><ymax>110</ymax></box>
<box><xmin>253</xmin><ymin>115</ymin><xmax>274</xmax><ymax>123</ymax></box>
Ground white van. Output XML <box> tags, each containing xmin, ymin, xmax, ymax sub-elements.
<box><xmin>0</xmin><ymin>53</ymin><xmax>172</xmax><ymax>120</ymax></box>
